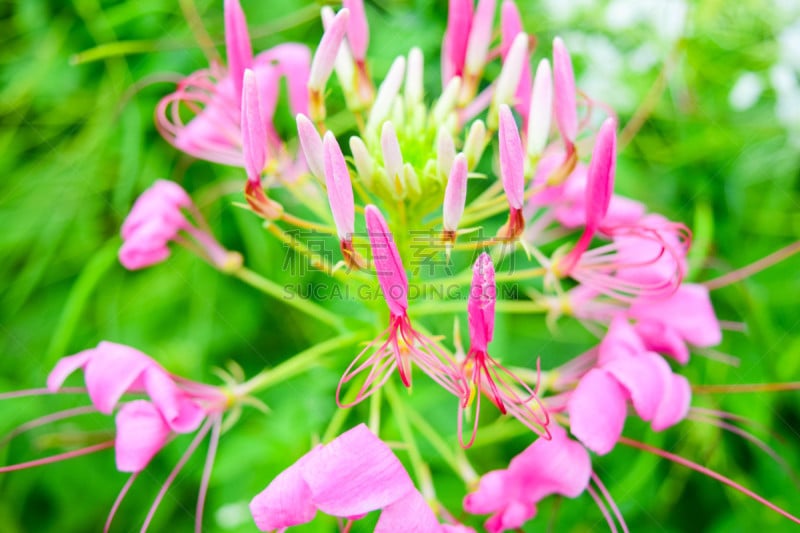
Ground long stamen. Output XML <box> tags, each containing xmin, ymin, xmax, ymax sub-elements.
<box><xmin>619</xmin><ymin>436</ymin><xmax>800</xmax><ymax>525</ymax></box>
<box><xmin>196</xmin><ymin>415</ymin><xmax>222</xmax><ymax>533</ymax></box>
<box><xmin>140</xmin><ymin>419</ymin><xmax>214</xmax><ymax>532</ymax></box>
<box><xmin>704</xmin><ymin>241</ymin><xmax>800</xmax><ymax>290</ymax></box>
<box><xmin>0</xmin><ymin>387</ymin><xmax>85</xmax><ymax>400</ymax></box>
<box><xmin>586</xmin><ymin>484</ymin><xmax>618</xmax><ymax>533</ymax></box>
<box><xmin>0</xmin><ymin>440</ymin><xmax>114</xmax><ymax>473</ymax></box>
<box><xmin>591</xmin><ymin>472</ymin><xmax>629</xmax><ymax>533</ymax></box>
<box><xmin>693</xmin><ymin>382</ymin><xmax>800</xmax><ymax>394</ymax></box>
<box><xmin>0</xmin><ymin>405</ymin><xmax>97</xmax><ymax>447</ymax></box>
<box><xmin>105</xmin><ymin>473</ymin><xmax>139</xmax><ymax>533</ymax></box>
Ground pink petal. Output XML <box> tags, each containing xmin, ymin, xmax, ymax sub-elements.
<box><xmin>224</xmin><ymin>0</ymin><xmax>253</xmax><ymax>102</ymax></box>
<box><xmin>302</xmin><ymin>424</ymin><xmax>414</xmax><ymax>517</ymax></box>
<box><xmin>296</xmin><ymin>114</ymin><xmax>325</xmax><ymax>179</ymax></box>
<box><xmin>444</xmin><ymin>0</ymin><xmax>473</xmax><ymax>78</ymax></box>
<box><xmin>443</xmin><ymin>153</ymin><xmax>468</xmax><ymax>232</ymax></box>
<box><xmin>498</xmin><ymin>105</ymin><xmax>525</xmax><ymax>209</ymax></box>
<box><xmin>511</xmin><ymin>424</ymin><xmax>591</xmax><ymax>500</ymax></box>
<box><xmin>343</xmin><ymin>0</ymin><xmax>369</xmax><ymax>61</ymax></box>
<box><xmin>630</xmin><ymin>284</ymin><xmax>721</xmax><ymax>348</ymax></box>
<box><xmin>651</xmin><ymin>372</ymin><xmax>691</xmax><ymax>431</ymax></box>
<box><xmin>463</xmin><ymin>470</ymin><xmax>513</xmax><ymax>514</ymax></box>
<box><xmin>603</xmin><ymin>352</ymin><xmax>668</xmax><ymax>422</ymax></box>
<box><xmin>465</xmin><ymin>0</ymin><xmax>497</xmax><ymax>75</ymax></box>
<box><xmin>526</xmin><ymin>59</ymin><xmax>552</xmax><ymax>157</ymax></box>
<box><xmin>256</xmin><ymin>43</ymin><xmax>312</xmax><ymax>115</ymax></box>
<box><xmin>500</xmin><ymin>1</ymin><xmax>532</xmax><ymax>118</ymax></box>
<box><xmin>375</xmin><ymin>488</ymin><xmax>441</xmax><ymax>533</ymax></box>
<box><xmin>568</xmin><ymin>368</ymin><xmax>627</xmax><ymax>455</ymax></box>
<box><xmin>241</xmin><ymin>69</ymin><xmax>266</xmax><ymax>183</ymax></box>
<box><xmin>597</xmin><ymin>315</ymin><xmax>646</xmax><ymax>366</ymax></box>
<box><xmin>552</xmin><ymin>37</ymin><xmax>577</xmax><ymax>145</ymax></box>
<box><xmin>323</xmin><ymin>132</ymin><xmax>355</xmax><ymax>241</ymax></box>
<box><xmin>584</xmin><ymin>117</ymin><xmax>617</xmax><ymax>233</ymax></box>
<box><xmin>84</xmin><ymin>342</ymin><xmax>156</xmax><ymax>414</ymax></box>
<box><xmin>467</xmin><ymin>252</ymin><xmax>496</xmax><ymax>352</ymax></box>
<box><xmin>309</xmin><ymin>8</ymin><xmax>350</xmax><ymax>91</ymax></box>
<box><xmin>114</xmin><ymin>400</ymin><xmax>171</xmax><ymax>472</ymax></box>
<box><xmin>143</xmin><ymin>368</ymin><xmax>205</xmax><ymax>433</ymax></box>
<box><xmin>365</xmin><ymin>205</ymin><xmax>409</xmax><ymax>316</ymax></box>
<box><xmin>634</xmin><ymin>319</ymin><xmax>690</xmax><ymax>364</ymax></box>
<box><xmin>249</xmin><ymin>449</ymin><xmax>318</xmax><ymax>530</ymax></box>
<box><xmin>47</xmin><ymin>349</ymin><xmax>93</xmax><ymax>392</ymax></box>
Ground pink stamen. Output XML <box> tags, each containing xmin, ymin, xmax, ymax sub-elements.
<box><xmin>105</xmin><ymin>473</ymin><xmax>139</xmax><ymax>533</ymax></box>
<box><xmin>619</xmin><ymin>436</ymin><xmax>800</xmax><ymax>525</ymax></box>
<box><xmin>586</xmin><ymin>484</ymin><xmax>618</xmax><ymax>533</ymax></box>
<box><xmin>196</xmin><ymin>415</ymin><xmax>222</xmax><ymax>533</ymax></box>
<box><xmin>591</xmin><ymin>472</ymin><xmax>629</xmax><ymax>533</ymax></box>
<box><xmin>1</xmin><ymin>405</ymin><xmax>97</xmax><ymax>447</ymax></box>
<box><xmin>0</xmin><ymin>387</ymin><xmax>86</xmax><ymax>401</ymax></box>
<box><xmin>0</xmin><ymin>440</ymin><xmax>114</xmax><ymax>474</ymax></box>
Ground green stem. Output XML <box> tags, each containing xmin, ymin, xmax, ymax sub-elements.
<box><xmin>232</xmin><ymin>266</ymin><xmax>346</xmax><ymax>330</ymax></box>
<box><xmin>405</xmin><ymin>406</ymin><xmax>478</xmax><ymax>484</ymax></box>
<box><xmin>236</xmin><ymin>331</ymin><xmax>368</xmax><ymax>397</ymax></box>
<box><xmin>385</xmin><ymin>381</ymin><xmax>436</xmax><ymax>500</ymax></box>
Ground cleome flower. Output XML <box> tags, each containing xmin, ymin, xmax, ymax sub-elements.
<box><xmin>336</xmin><ymin>205</ymin><xmax>468</xmax><ymax>407</ymax></box>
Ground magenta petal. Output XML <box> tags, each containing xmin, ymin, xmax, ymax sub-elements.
<box><xmin>365</xmin><ymin>205</ymin><xmax>409</xmax><ymax>315</ymax></box>
<box><xmin>374</xmin><ymin>488</ymin><xmax>440</xmax><ymax>533</ymax></box>
<box><xmin>467</xmin><ymin>252</ymin><xmax>496</xmax><ymax>352</ymax></box>
<box><xmin>343</xmin><ymin>0</ymin><xmax>369</xmax><ymax>61</ymax></box>
<box><xmin>444</xmin><ymin>0</ymin><xmax>473</xmax><ymax>77</ymax></box>
<box><xmin>47</xmin><ymin>349</ymin><xmax>93</xmax><ymax>392</ymax></box>
<box><xmin>552</xmin><ymin>37</ymin><xmax>577</xmax><ymax>144</ymax></box>
<box><xmin>302</xmin><ymin>424</ymin><xmax>414</xmax><ymax>517</ymax></box>
<box><xmin>498</xmin><ymin>105</ymin><xmax>525</xmax><ymax>210</ymax></box>
<box><xmin>143</xmin><ymin>368</ymin><xmax>204</xmax><ymax>433</ymax></box>
<box><xmin>568</xmin><ymin>369</ymin><xmax>627</xmax><ymax>455</ymax></box>
<box><xmin>309</xmin><ymin>8</ymin><xmax>350</xmax><ymax>91</ymax></box>
<box><xmin>652</xmin><ymin>372</ymin><xmax>691</xmax><ymax>431</ymax></box>
<box><xmin>241</xmin><ymin>69</ymin><xmax>267</xmax><ymax>182</ymax></box>
<box><xmin>443</xmin><ymin>153</ymin><xmax>468</xmax><ymax>233</ymax></box>
<box><xmin>224</xmin><ymin>0</ymin><xmax>254</xmax><ymax>101</ymax></box>
<box><xmin>634</xmin><ymin>319</ymin><xmax>690</xmax><ymax>364</ymax></box>
<box><xmin>603</xmin><ymin>352</ymin><xmax>667</xmax><ymax>422</ymax></box>
<box><xmin>630</xmin><ymin>284</ymin><xmax>721</xmax><ymax>348</ymax></box>
<box><xmin>323</xmin><ymin>132</ymin><xmax>355</xmax><ymax>240</ymax></box>
<box><xmin>597</xmin><ymin>316</ymin><xmax>646</xmax><ymax>366</ymax></box>
<box><xmin>249</xmin><ymin>450</ymin><xmax>318</xmax><ymax>531</ymax></box>
<box><xmin>463</xmin><ymin>470</ymin><xmax>512</xmax><ymax>514</ymax></box>
<box><xmin>114</xmin><ymin>400</ymin><xmax>171</xmax><ymax>473</ymax></box>
<box><xmin>584</xmin><ymin>117</ymin><xmax>617</xmax><ymax>233</ymax></box>
<box><xmin>84</xmin><ymin>342</ymin><xmax>156</xmax><ymax>414</ymax></box>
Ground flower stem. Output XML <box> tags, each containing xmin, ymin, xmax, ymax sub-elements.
<box><xmin>236</xmin><ymin>331</ymin><xmax>368</xmax><ymax>398</ymax></box>
<box><xmin>231</xmin><ymin>266</ymin><xmax>346</xmax><ymax>330</ymax></box>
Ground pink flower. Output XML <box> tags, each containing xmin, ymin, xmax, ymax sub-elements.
<box><xmin>567</xmin><ymin>317</ymin><xmax>692</xmax><ymax>454</ymax></box>
<box><xmin>443</xmin><ymin>152</ymin><xmax>469</xmax><ymax>241</ymax></box>
<box><xmin>308</xmin><ymin>8</ymin><xmax>350</xmax><ymax>121</ymax></box>
<box><xmin>156</xmin><ymin>0</ymin><xmax>310</xmax><ymax>172</ymax></box>
<box><xmin>249</xmin><ymin>424</ymin><xmax>454</xmax><ymax>531</ymax></box>
<box><xmin>459</xmin><ymin>253</ymin><xmax>549</xmax><ymax>447</ymax></box>
<box><xmin>47</xmin><ymin>341</ymin><xmax>226</xmax><ymax>471</ymax></box>
<box><xmin>464</xmin><ymin>424</ymin><xmax>591</xmax><ymax>532</ymax></box>
<box><xmin>552</xmin><ymin>37</ymin><xmax>578</xmax><ymax>152</ymax></box>
<box><xmin>336</xmin><ymin>206</ymin><xmax>466</xmax><ymax>406</ymax></box>
<box><xmin>442</xmin><ymin>0</ymin><xmax>474</xmax><ymax>84</ymax></box>
<box><xmin>500</xmin><ymin>1</ymin><xmax>532</xmax><ymax>120</ymax></box>
<box><xmin>629</xmin><ymin>283</ymin><xmax>722</xmax><ymax>364</ymax></box>
<box><xmin>119</xmin><ymin>180</ymin><xmax>239</xmax><ymax>271</ymax></box>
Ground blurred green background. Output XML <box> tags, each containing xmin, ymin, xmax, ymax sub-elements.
<box><xmin>1</xmin><ymin>0</ymin><xmax>799</xmax><ymax>531</ymax></box>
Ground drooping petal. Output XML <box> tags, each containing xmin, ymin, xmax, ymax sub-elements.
<box><xmin>498</xmin><ymin>105</ymin><xmax>525</xmax><ymax>210</ymax></box>
<box><xmin>651</xmin><ymin>371</ymin><xmax>691</xmax><ymax>431</ymax></box>
<box><xmin>114</xmin><ymin>400</ymin><xmax>171</xmax><ymax>473</ymax></box>
<box><xmin>256</xmin><ymin>43</ymin><xmax>312</xmax><ymax>115</ymax></box>
<box><xmin>603</xmin><ymin>352</ymin><xmax>668</xmax><ymax>422</ymax></box>
<box><xmin>463</xmin><ymin>470</ymin><xmax>514</xmax><ymax>515</ymax></box>
<box><xmin>143</xmin><ymin>367</ymin><xmax>205</xmax><ymax>433</ymax></box>
<box><xmin>597</xmin><ymin>315</ymin><xmax>647</xmax><ymax>366</ymax></box>
<box><xmin>84</xmin><ymin>342</ymin><xmax>156</xmax><ymax>414</ymax></box>
<box><xmin>568</xmin><ymin>368</ymin><xmax>627</xmax><ymax>455</ymax></box>
<box><xmin>633</xmin><ymin>319</ymin><xmax>690</xmax><ymax>364</ymax></box>
<box><xmin>323</xmin><ymin>133</ymin><xmax>356</xmax><ymax>241</ymax></box>
<box><xmin>249</xmin><ymin>450</ymin><xmax>318</xmax><ymax>531</ymax></box>
<box><xmin>443</xmin><ymin>153</ymin><xmax>468</xmax><ymax>233</ymax></box>
<box><xmin>467</xmin><ymin>252</ymin><xmax>496</xmax><ymax>351</ymax></box>
<box><xmin>224</xmin><ymin>0</ymin><xmax>254</xmax><ymax>102</ymax></box>
<box><xmin>629</xmin><ymin>284</ymin><xmax>721</xmax><ymax>349</ymax></box>
<box><xmin>375</xmin><ymin>488</ymin><xmax>441</xmax><ymax>532</ymax></box>
<box><xmin>302</xmin><ymin>424</ymin><xmax>414</xmax><ymax>517</ymax></box>
<box><xmin>552</xmin><ymin>36</ymin><xmax>577</xmax><ymax>145</ymax></box>
<box><xmin>47</xmin><ymin>349</ymin><xmax>93</xmax><ymax>392</ymax></box>
<box><xmin>584</xmin><ymin>117</ymin><xmax>617</xmax><ymax>233</ymax></box>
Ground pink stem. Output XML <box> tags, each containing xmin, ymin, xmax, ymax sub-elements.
<box><xmin>140</xmin><ymin>419</ymin><xmax>213</xmax><ymax>532</ymax></box>
<box><xmin>195</xmin><ymin>416</ymin><xmax>222</xmax><ymax>533</ymax></box>
<box><xmin>0</xmin><ymin>441</ymin><xmax>113</xmax><ymax>473</ymax></box>
<box><xmin>618</xmin><ymin>436</ymin><xmax>800</xmax><ymax>525</ymax></box>
<box><xmin>586</xmin><ymin>485</ymin><xmax>618</xmax><ymax>533</ymax></box>
<box><xmin>105</xmin><ymin>473</ymin><xmax>139</xmax><ymax>533</ymax></box>
<box><xmin>591</xmin><ymin>472</ymin><xmax>629</xmax><ymax>533</ymax></box>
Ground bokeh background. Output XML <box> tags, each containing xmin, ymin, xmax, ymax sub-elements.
<box><xmin>2</xmin><ymin>0</ymin><xmax>800</xmax><ymax>531</ymax></box>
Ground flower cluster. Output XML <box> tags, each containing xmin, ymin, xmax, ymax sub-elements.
<box><xmin>3</xmin><ymin>0</ymin><xmax>799</xmax><ymax>532</ymax></box>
